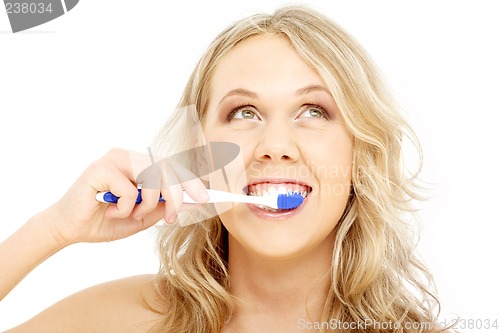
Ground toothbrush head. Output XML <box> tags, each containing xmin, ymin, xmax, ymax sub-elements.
<box><xmin>276</xmin><ymin>192</ymin><xmax>304</xmax><ymax>210</ymax></box>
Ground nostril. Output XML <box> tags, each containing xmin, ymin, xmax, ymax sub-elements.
<box><xmin>260</xmin><ymin>154</ymin><xmax>291</xmax><ymax>161</ymax></box>
<box><xmin>255</xmin><ymin>138</ymin><xmax>300</xmax><ymax>162</ymax></box>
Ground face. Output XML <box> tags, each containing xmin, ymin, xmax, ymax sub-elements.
<box><xmin>203</xmin><ymin>35</ymin><xmax>353</xmax><ymax>260</ymax></box>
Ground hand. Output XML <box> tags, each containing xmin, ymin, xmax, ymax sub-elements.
<box><xmin>44</xmin><ymin>148</ymin><xmax>208</xmax><ymax>246</ymax></box>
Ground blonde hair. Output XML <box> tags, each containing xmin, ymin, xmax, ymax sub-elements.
<box><xmin>149</xmin><ymin>6</ymin><xmax>446</xmax><ymax>333</ymax></box>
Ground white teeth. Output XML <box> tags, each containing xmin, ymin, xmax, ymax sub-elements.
<box><xmin>247</xmin><ymin>184</ymin><xmax>311</xmax><ymax>199</ymax></box>
<box><xmin>248</xmin><ymin>190</ymin><xmax>309</xmax><ymax>198</ymax></box>
<box><xmin>256</xmin><ymin>204</ymin><xmax>280</xmax><ymax>212</ymax></box>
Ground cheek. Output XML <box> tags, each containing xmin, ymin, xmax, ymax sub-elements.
<box><xmin>303</xmin><ymin>125</ymin><xmax>352</xmax><ymax>163</ymax></box>
<box><xmin>309</xmin><ymin>132</ymin><xmax>353</xmax><ymax>198</ymax></box>
<box><xmin>203</xmin><ymin>126</ymin><xmax>257</xmax><ymax>166</ymax></box>
<box><xmin>203</xmin><ymin>124</ymin><xmax>245</xmax><ymax>143</ymax></box>
<box><xmin>201</xmin><ymin>127</ymin><xmax>256</xmax><ymax>197</ymax></box>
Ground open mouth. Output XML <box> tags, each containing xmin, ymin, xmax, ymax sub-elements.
<box><xmin>244</xmin><ymin>182</ymin><xmax>312</xmax><ymax>212</ymax></box>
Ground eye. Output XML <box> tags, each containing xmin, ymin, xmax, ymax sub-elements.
<box><xmin>297</xmin><ymin>104</ymin><xmax>329</xmax><ymax>119</ymax></box>
<box><xmin>227</xmin><ymin>105</ymin><xmax>260</xmax><ymax>121</ymax></box>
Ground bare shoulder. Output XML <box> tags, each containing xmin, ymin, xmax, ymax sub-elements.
<box><xmin>5</xmin><ymin>274</ymin><xmax>167</xmax><ymax>333</ymax></box>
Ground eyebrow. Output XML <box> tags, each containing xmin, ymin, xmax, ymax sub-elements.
<box><xmin>295</xmin><ymin>84</ymin><xmax>330</xmax><ymax>95</ymax></box>
<box><xmin>217</xmin><ymin>84</ymin><xmax>330</xmax><ymax>106</ymax></box>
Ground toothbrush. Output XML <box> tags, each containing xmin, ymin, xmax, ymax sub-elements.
<box><xmin>95</xmin><ymin>189</ymin><xmax>304</xmax><ymax>210</ymax></box>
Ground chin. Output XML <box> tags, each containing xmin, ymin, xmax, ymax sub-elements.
<box><xmin>221</xmin><ymin>203</ymin><xmax>338</xmax><ymax>262</ymax></box>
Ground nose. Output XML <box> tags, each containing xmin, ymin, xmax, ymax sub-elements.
<box><xmin>254</xmin><ymin>121</ymin><xmax>300</xmax><ymax>163</ymax></box>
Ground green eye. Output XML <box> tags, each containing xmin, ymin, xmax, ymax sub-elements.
<box><xmin>239</xmin><ymin>110</ymin><xmax>256</xmax><ymax>119</ymax></box>
<box><xmin>299</xmin><ymin>105</ymin><xmax>328</xmax><ymax>119</ymax></box>
<box><xmin>228</xmin><ymin>106</ymin><xmax>259</xmax><ymax>120</ymax></box>
<box><xmin>308</xmin><ymin>109</ymin><xmax>322</xmax><ymax>117</ymax></box>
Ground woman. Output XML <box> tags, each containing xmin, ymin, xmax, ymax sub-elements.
<box><xmin>0</xmin><ymin>6</ymin><xmax>453</xmax><ymax>333</ymax></box>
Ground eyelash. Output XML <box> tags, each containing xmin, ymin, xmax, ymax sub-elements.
<box><xmin>226</xmin><ymin>104</ymin><xmax>330</xmax><ymax>121</ymax></box>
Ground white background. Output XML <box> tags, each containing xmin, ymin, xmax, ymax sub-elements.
<box><xmin>1</xmin><ymin>0</ymin><xmax>499</xmax><ymax>331</ymax></box>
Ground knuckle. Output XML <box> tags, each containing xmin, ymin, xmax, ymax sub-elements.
<box><xmin>105</xmin><ymin>147</ymin><xmax>126</xmax><ymax>159</ymax></box>
<box><xmin>97</xmin><ymin>167</ymin><xmax>117</xmax><ymax>183</ymax></box>
<box><xmin>108</xmin><ymin>147</ymin><xmax>124</xmax><ymax>155</ymax></box>
<box><xmin>87</xmin><ymin>158</ymin><xmax>105</xmax><ymax>172</ymax></box>
<box><xmin>118</xmin><ymin>200</ymin><xmax>135</xmax><ymax>214</ymax></box>
<box><xmin>123</xmin><ymin>187</ymin><xmax>139</xmax><ymax>199</ymax></box>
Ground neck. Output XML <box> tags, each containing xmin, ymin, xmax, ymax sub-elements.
<box><xmin>227</xmin><ymin>232</ymin><xmax>334</xmax><ymax>322</ymax></box>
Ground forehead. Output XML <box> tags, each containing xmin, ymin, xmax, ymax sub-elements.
<box><xmin>209</xmin><ymin>34</ymin><xmax>325</xmax><ymax>100</ymax></box>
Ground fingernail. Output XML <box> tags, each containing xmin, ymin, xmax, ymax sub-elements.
<box><xmin>168</xmin><ymin>214</ymin><xmax>178</xmax><ymax>224</ymax></box>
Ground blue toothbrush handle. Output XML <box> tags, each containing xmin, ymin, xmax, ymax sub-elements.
<box><xmin>96</xmin><ymin>189</ymin><xmax>303</xmax><ymax>209</ymax></box>
<box><xmin>97</xmin><ymin>189</ymin><xmax>164</xmax><ymax>204</ymax></box>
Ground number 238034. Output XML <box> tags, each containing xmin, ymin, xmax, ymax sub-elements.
<box><xmin>5</xmin><ymin>2</ymin><xmax>54</xmax><ymax>14</ymax></box>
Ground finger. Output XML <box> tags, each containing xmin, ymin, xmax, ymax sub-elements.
<box><xmin>152</xmin><ymin>160</ymin><xmax>183</xmax><ymax>224</ymax></box>
<box><xmin>97</xmin><ymin>168</ymin><xmax>138</xmax><ymax>219</ymax></box>
<box><xmin>162</xmin><ymin>182</ymin><xmax>183</xmax><ymax>224</ymax></box>
<box><xmin>133</xmin><ymin>187</ymin><xmax>161</xmax><ymax>220</ymax></box>
<box><xmin>180</xmin><ymin>178</ymin><xmax>209</xmax><ymax>204</ymax></box>
<box><xmin>169</xmin><ymin>160</ymin><xmax>209</xmax><ymax>203</ymax></box>
<box><xmin>102</xmin><ymin>148</ymin><xmax>138</xmax><ymax>181</ymax></box>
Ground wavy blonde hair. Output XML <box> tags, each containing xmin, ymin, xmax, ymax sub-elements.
<box><xmin>149</xmin><ymin>6</ymin><xmax>446</xmax><ymax>333</ymax></box>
